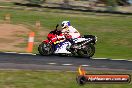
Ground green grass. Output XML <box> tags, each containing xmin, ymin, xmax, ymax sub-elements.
<box><xmin>0</xmin><ymin>8</ymin><xmax>132</xmax><ymax>59</ymax></box>
<box><xmin>0</xmin><ymin>70</ymin><xmax>131</xmax><ymax>88</ymax></box>
<box><xmin>0</xmin><ymin>2</ymin><xmax>15</xmax><ymax>7</ymax></box>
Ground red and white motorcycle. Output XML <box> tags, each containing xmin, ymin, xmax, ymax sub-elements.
<box><xmin>38</xmin><ymin>24</ymin><xmax>97</xmax><ymax>57</ymax></box>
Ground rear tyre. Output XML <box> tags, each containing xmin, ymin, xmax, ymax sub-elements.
<box><xmin>38</xmin><ymin>42</ymin><xmax>53</xmax><ymax>56</ymax></box>
<box><xmin>77</xmin><ymin>44</ymin><xmax>95</xmax><ymax>57</ymax></box>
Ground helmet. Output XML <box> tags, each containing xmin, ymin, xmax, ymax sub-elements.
<box><xmin>61</xmin><ymin>21</ymin><xmax>71</xmax><ymax>28</ymax></box>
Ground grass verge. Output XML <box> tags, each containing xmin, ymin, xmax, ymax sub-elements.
<box><xmin>0</xmin><ymin>70</ymin><xmax>131</xmax><ymax>88</ymax></box>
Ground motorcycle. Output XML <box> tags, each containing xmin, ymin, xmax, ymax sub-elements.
<box><xmin>38</xmin><ymin>24</ymin><xmax>97</xmax><ymax>57</ymax></box>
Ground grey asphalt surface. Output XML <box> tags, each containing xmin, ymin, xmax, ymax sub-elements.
<box><xmin>0</xmin><ymin>52</ymin><xmax>132</xmax><ymax>72</ymax></box>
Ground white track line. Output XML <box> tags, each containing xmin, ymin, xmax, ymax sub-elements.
<box><xmin>111</xmin><ymin>59</ymin><xmax>127</xmax><ymax>61</ymax></box>
<box><xmin>127</xmin><ymin>60</ymin><xmax>132</xmax><ymax>62</ymax></box>
<box><xmin>48</xmin><ymin>63</ymin><xmax>57</xmax><ymax>65</ymax></box>
<box><xmin>5</xmin><ymin>52</ymin><xmax>17</xmax><ymax>54</ymax></box>
<box><xmin>19</xmin><ymin>53</ymin><xmax>36</xmax><ymax>55</ymax></box>
<box><xmin>31</xmin><ymin>54</ymin><xmax>37</xmax><ymax>55</ymax></box>
<box><xmin>93</xmin><ymin>58</ymin><xmax>108</xmax><ymax>59</ymax></box>
<box><xmin>81</xmin><ymin>65</ymin><xmax>89</xmax><ymax>67</ymax></box>
<box><xmin>19</xmin><ymin>53</ymin><xmax>32</xmax><ymax>55</ymax></box>
<box><xmin>4</xmin><ymin>52</ymin><xmax>36</xmax><ymax>55</ymax></box>
<box><xmin>62</xmin><ymin>64</ymin><xmax>73</xmax><ymax>66</ymax></box>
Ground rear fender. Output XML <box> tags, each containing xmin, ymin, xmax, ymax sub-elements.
<box><xmin>83</xmin><ymin>35</ymin><xmax>97</xmax><ymax>44</ymax></box>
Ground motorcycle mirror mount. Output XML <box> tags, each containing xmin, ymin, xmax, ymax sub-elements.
<box><xmin>56</xmin><ymin>24</ymin><xmax>59</xmax><ymax>29</ymax></box>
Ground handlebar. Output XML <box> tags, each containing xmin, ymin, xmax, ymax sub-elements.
<box><xmin>56</xmin><ymin>24</ymin><xmax>59</xmax><ymax>29</ymax></box>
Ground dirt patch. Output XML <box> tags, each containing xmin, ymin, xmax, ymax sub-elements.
<box><xmin>0</xmin><ymin>23</ymin><xmax>31</xmax><ymax>52</ymax></box>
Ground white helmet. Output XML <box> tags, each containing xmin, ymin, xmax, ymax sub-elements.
<box><xmin>61</xmin><ymin>21</ymin><xmax>71</xmax><ymax>28</ymax></box>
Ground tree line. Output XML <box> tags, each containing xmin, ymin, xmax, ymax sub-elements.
<box><xmin>27</xmin><ymin>0</ymin><xmax>131</xmax><ymax>6</ymax></box>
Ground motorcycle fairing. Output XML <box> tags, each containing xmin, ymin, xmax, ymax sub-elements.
<box><xmin>54</xmin><ymin>40</ymin><xmax>71</xmax><ymax>54</ymax></box>
<box><xmin>73</xmin><ymin>38</ymin><xmax>89</xmax><ymax>43</ymax></box>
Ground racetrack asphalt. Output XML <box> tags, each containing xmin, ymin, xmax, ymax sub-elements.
<box><xmin>0</xmin><ymin>52</ymin><xmax>132</xmax><ymax>72</ymax></box>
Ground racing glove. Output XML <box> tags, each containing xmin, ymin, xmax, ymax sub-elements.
<box><xmin>53</xmin><ymin>41</ymin><xmax>60</xmax><ymax>44</ymax></box>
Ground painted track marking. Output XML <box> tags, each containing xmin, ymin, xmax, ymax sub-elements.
<box><xmin>48</xmin><ymin>63</ymin><xmax>57</xmax><ymax>65</ymax></box>
<box><xmin>111</xmin><ymin>59</ymin><xmax>127</xmax><ymax>61</ymax></box>
<box><xmin>127</xmin><ymin>60</ymin><xmax>132</xmax><ymax>62</ymax></box>
<box><xmin>5</xmin><ymin>52</ymin><xmax>17</xmax><ymax>54</ymax></box>
<box><xmin>81</xmin><ymin>65</ymin><xmax>89</xmax><ymax>67</ymax></box>
<box><xmin>93</xmin><ymin>58</ymin><xmax>107</xmax><ymax>59</ymax></box>
<box><xmin>62</xmin><ymin>64</ymin><xmax>73</xmax><ymax>66</ymax></box>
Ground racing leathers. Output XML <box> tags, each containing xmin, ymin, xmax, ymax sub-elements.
<box><xmin>62</xmin><ymin>26</ymin><xmax>80</xmax><ymax>39</ymax></box>
<box><xmin>53</xmin><ymin>26</ymin><xmax>80</xmax><ymax>44</ymax></box>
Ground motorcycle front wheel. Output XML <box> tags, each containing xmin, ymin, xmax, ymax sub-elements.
<box><xmin>38</xmin><ymin>42</ymin><xmax>54</xmax><ymax>56</ymax></box>
<box><xmin>77</xmin><ymin>44</ymin><xmax>95</xmax><ymax>58</ymax></box>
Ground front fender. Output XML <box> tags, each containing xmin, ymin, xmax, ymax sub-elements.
<box><xmin>43</xmin><ymin>39</ymin><xmax>49</xmax><ymax>43</ymax></box>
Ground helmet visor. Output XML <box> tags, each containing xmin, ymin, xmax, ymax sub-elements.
<box><xmin>61</xmin><ymin>23</ymin><xmax>64</xmax><ymax>27</ymax></box>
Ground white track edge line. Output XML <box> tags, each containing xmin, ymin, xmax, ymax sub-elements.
<box><xmin>4</xmin><ymin>52</ymin><xmax>36</xmax><ymax>55</ymax></box>
<box><xmin>127</xmin><ymin>60</ymin><xmax>132</xmax><ymax>61</ymax></box>
<box><xmin>110</xmin><ymin>59</ymin><xmax>127</xmax><ymax>60</ymax></box>
<box><xmin>81</xmin><ymin>65</ymin><xmax>89</xmax><ymax>67</ymax></box>
<box><xmin>62</xmin><ymin>64</ymin><xmax>73</xmax><ymax>66</ymax></box>
<box><xmin>48</xmin><ymin>63</ymin><xmax>57</xmax><ymax>65</ymax></box>
<box><xmin>93</xmin><ymin>58</ymin><xmax>108</xmax><ymax>59</ymax></box>
<box><xmin>5</xmin><ymin>52</ymin><xmax>17</xmax><ymax>54</ymax></box>
<box><xmin>18</xmin><ymin>53</ymin><xmax>26</xmax><ymax>54</ymax></box>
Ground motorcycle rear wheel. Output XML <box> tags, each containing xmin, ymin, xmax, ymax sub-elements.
<box><xmin>38</xmin><ymin>42</ymin><xmax>53</xmax><ymax>56</ymax></box>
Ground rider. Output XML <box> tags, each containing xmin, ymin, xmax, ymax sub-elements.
<box><xmin>54</xmin><ymin>21</ymin><xmax>81</xmax><ymax>44</ymax></box>
<box><xmin>61</xmin><ymin>21</ymin><xmax>81</xmax><ymax>39</ymax></box>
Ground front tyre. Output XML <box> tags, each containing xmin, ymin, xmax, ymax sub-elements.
<box><xmin>77</xmin><ymin>44</ymin><xmax>95</xmax><ymax>57</ymax></box>
<box><xmin>38</xmin><ymin>42</ymin><xmax>53</xmax><ymax>56</ymax></box>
